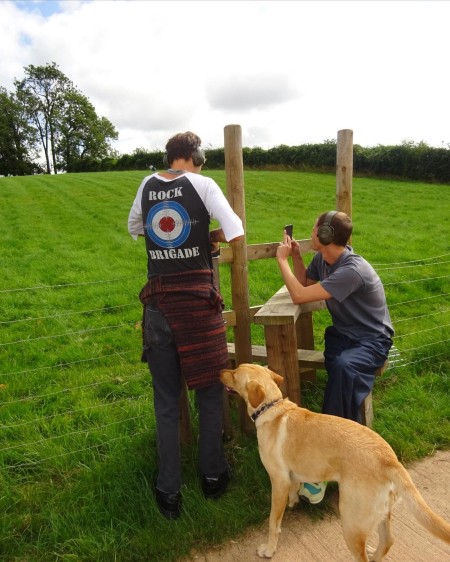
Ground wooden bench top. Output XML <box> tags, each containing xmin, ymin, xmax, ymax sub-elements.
<box><xmin>254</xmin><ymin>285</ymin><xmax>326</xmax><ymax>326</ymax></box>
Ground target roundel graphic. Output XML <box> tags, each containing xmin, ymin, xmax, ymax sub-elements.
<box><xmin>146</xmin><ymin>201</ymin><xmax>191</xmax><ymax>248</ymax></box>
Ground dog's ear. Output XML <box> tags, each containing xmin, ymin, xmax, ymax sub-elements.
<box><xmin>265</xmin><ymin>367</ymin><xmax>284</xmax><ymax>388</ymax></box>
<box><xmin>246</xmin><ymin>380</ymin><xmax>266</xmax><ymax>408</ymax></box>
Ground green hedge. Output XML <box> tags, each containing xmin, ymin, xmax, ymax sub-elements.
<box><xmin>71</xmin><ymin>141</ymin><xmax>450</xmax><ymax>183</ymax></box>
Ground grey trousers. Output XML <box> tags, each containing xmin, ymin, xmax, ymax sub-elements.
<box><xmin>143</xmin><ymin>306</ymin><xmax>228</xmax><ymax>494</ymax></box>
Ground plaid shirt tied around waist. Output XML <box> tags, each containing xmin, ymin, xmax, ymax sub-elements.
<box><xmin>139</xmin><ymin>269</ymin><xmax>229</xmax><ymax>389</ymax></box>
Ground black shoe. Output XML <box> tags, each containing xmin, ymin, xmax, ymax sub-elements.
<box><xmin>155</xmin><ymin>487</ymin><xmax>181</xmax><ymax>520</ymax></box>
<box><xmin>201</xmin><ymin>468</ymin><xmax>231</xmax><ymax>500</ymax></box>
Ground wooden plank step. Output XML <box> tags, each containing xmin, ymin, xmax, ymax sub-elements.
<box><xmin>227</xmin><ymin>343</ymin><xmax>325</xmax><ymax>369</ymax></box>
<box><xmin>227</xmin><ymin>343</ymin><xmax>388</xmax><ymax>376</ymax></box>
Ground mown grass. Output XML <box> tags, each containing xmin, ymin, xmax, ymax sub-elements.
<box><xmin>0</xmin><ymin>170</ymin><xmax>449</xmax><ymax>562</ymax></box>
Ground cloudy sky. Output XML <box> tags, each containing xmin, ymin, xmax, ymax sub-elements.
<box><xmin>1</xmin><ymin>0</ymin><xmax>449</xmax><ymax>155</ymax></box>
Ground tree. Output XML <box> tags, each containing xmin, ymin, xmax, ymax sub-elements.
<box><xmin>55</xmin><ymin>90</ymin><xmax>118</xmax><ymax>172</ymax></box>
<box><xmin>15</xmin><ymin>63</ymin><xmax>72</xmax><ymax>173</ymax></box>
<box><xmin>14</xmin><ymin>62</ymin><xmax>118</xmax><ymax>174</ymax></box>
<box><xmin>0</xmin><ymin>87</ymin><xmax>39</xmax><ymax>176</ymax></box>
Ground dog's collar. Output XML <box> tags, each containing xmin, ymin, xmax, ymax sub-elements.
<box><xmin>251</xmin><ymin>398</ymin><xmax>285</xmax><ymax>422</ymax></box>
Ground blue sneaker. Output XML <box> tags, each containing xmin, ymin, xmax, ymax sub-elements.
<box><xmin>299</xmin><ymin>481</ymin><xmax>327</xmax><ymax>504</ymax></box>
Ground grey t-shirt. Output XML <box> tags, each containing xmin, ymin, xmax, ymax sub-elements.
<box><xmin>307</xmin><ymin>246</ymin><xmax>394</xmax><ymax>341</ymax></box>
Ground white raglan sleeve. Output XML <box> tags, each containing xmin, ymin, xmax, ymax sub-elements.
<box><xmin>205</xmin><ymin>179</ymin><xmax>244</xmax><ymax>241</ymax></box>
<box><xmin>127</xmin><ymin>180</ymin><xmax>147</xmax><ymax>240</ymax></box>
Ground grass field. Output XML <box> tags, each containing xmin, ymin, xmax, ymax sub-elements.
<box><xmin>0</xmin><ymin>170</ymin><xmax>449</xmax><ymax>561</ymax></box>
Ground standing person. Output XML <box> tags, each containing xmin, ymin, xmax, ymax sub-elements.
<box><xmin>128</xmin><ymin>131</ymin><xmax>244</xmax><ymax>520</ymax></box>
<box><xmin>276</xmin><ymin>210</ymin><xmax>393</xmax><ymax>504</ymax></box>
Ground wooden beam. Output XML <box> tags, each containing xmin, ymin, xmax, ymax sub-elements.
<box><xmin>218</xmin><ymin>239</ymin><xmax>313</xmax><ymax>264</ymax></box>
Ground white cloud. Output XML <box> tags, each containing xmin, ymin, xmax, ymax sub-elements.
<box><xmin>1</xmin><ymin>0</ymin><xmax>449</xmax><ymax>155</ymax></box>
<box><xmin>206</xmin><ymin>72</ymin><xmax>300</xmax><ymax>111</ymax></box>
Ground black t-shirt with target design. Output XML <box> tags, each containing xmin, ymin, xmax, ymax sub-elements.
<box><xmin>140</xmin><ymin>175</ymin><xmax>212</xmax><ymax>276</ymax></box>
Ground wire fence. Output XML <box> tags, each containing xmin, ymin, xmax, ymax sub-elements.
<box><xmin>0</xmin><ymin>252</ymin><xmax>449</xmax><ymax>473</ymax></box>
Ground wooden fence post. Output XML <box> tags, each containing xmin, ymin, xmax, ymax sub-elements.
<box><xmin>224</xmin><ymin>124</ymin><xmax>253</xmax><ymax>433</ymax></box>
<box><xmin>336</xmin><ymin>129</ymin><xmax>353</xmax><ymax>222</ymax></box>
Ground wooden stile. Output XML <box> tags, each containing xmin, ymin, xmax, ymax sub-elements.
<box><xmin>180</xmin><ymin>128</ymin><xmax>381</xmax><ymax>441</ymax></box>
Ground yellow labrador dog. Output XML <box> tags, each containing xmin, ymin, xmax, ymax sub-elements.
<box><xmin>220</xmin><ymin>363</ymin><xmax>450</xmax><ymax>561</ymax></box>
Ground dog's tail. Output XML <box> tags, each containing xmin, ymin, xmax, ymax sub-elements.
<box><xmin>394</xmin><ymin>463</ymin><xmax>450</xmax><ymax>544</ymax></box>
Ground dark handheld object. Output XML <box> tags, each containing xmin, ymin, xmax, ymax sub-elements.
<box><xmin>284</xmin><ymin>224</ymin><xmax>293</xmax><ymax>239</ymax></box>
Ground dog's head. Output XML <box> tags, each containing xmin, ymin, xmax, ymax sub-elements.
<box><xmin>220</xmin><ymin>363</ymin><xmax>284</xmax><ymax>413</ymax></box>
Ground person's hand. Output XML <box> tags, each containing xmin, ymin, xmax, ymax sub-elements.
<box><xmin>277</xmin><ymin>231</ymin><xmax>292</xmax><ymax>261</ymax></box>
<box><xmin>290</xmin><ymin>237</ymin><xmax>301</xmax><ymax>257</ymax></box>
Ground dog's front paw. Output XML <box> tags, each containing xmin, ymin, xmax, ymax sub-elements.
<box><xmin>257</xmin><ymin>543</ymin><xmax>275</xmax><ymax>558</ymax></box>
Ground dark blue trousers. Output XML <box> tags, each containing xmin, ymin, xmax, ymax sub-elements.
<box><xmin>142</xmin><ymin>306</ymin><xmax>228</xmax><ymax>494</ymax></box>
<box><xmin>323</xmin><ymin>326</ymin><xmax>392</xmax><ymax>423</ymax></box>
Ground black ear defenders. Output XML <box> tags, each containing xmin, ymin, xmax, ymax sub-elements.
<box><xmin>163</xmin><ymin>146</ymin><xmax>206</xmax><ymax>168</ymax></box>
<box><xmin>191</xmin><ymin>146</ymin><xmax>206</xmax><ymax>167</ymax></box>
<box><xmin>317</xmin><ymin>211</ymin><xmax>338</xmax><ymax>245</ymax></box>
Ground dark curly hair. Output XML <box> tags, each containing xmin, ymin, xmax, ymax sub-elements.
<box><xmin>165</xmin><ymin>131</ymin><xmax>202</xmax><ymax>166</ymax></box>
